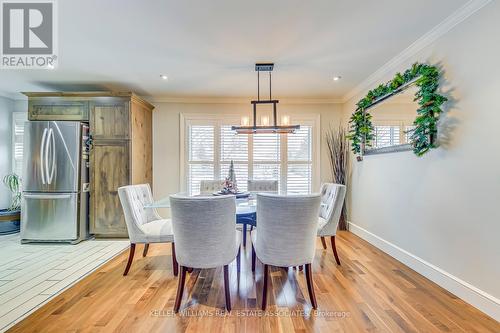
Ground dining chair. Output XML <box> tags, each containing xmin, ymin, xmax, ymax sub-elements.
<box><xmin>118</xmin><ymin>184</ymin><xmax>177</xmax><ymax>277</ymax></box>
<box><xmin>317</xmin><ymin>183</ymin><xmax>347</xmax><ymax>265</ymax></box>
<box><xmin>199</xmin><ymin>179</ymin><xmax>223</xmax><ymax>194</ymax></box>
<box><xmin>251</xmin><ymin>193</ymin><xmax>321</xmax><ymax>310</ymax></box>
<box><xmin>247</xmin><ymin>179</ymin><xmax>278</xmax><ymax>193</ymax></box>
<box><xmin>169</xmin><ymin>194</ymin><xmax>241</xmax><ymax>313</ymax></box>
<box><xmin>242</xmin><ymin>179</ymin><xmax>278</xmax><ymax>241</ymax></box>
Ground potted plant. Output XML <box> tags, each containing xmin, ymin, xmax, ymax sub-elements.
<box><xmin>0</xmin><ymin>173</ymin><xmax>21</xmax><ymax>234</ymax></box>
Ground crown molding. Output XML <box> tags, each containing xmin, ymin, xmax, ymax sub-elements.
<box><xmin>145</xmin><ymin>96</ymin><xmax>343</xmax><ymax>105</ymax></box>
<box><xmin>342</xmin><ymin>0</ymin><xmax>493</xmax><ymax>104</ymax></box>
<box><xmin>0</xmin><ymin>91</ymin><xmax>25</xmax><ymax>101</ymax></box>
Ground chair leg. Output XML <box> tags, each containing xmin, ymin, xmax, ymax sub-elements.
<box><xmin>236</xmin><ymin>246</ymin><xmax>241</xmax><ymax>272</ymax></box>
<box><xmin>262</xmin><ymin>264</ymin><xmax>269</xmax><ymax>310</ymax></box>
<box><xmin>172</xmin><ymin>243</ymin><xmax>179</xmax><ymax>276</ymax></box>
<box><xmin>331</xmin><ymin>236</ymin><xmax>341</xmax><ymax>265</ymax></box>
<box><xmin>174</xmin><ymin>266</ymin><xmax>187</xmax><ymax>313</ymax></box>
<box><xmin>123</xmin><ymin>244</ymin><xmax>135</xmax><ymax>276</ymax></box>
<box><xmin>223</xmin><ymin>265</ymin><xmax>231</xmax><ymax>312</ymax></box>
<box><xmin>242</xmin><ymin>223</ymin><xmax>247</xmax><ymax>248</ymax></box>
<box><xmin>251</xmin><ymin>243</ymin><xmax>256</xmax><ymax>272</ymax></box>
<box><xmin>142</xmin><ymin>243</ymin><xmax>149</xmax><ymax>257</ymax></box>
<box><xmin>320</xmin><ymin>237</ymin><xmax>327</xmax><ymax>249</ymax></box>
<box><xmin>305</xmin><ymin>263</ymin><xmax>317</xmax><ymax>309</ymax></box>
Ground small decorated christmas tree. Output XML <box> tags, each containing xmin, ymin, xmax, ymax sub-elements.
<box><xmin>221</xmin><ymin>160</ymin><xmax>238</xmax><ymax>194</ymax></box>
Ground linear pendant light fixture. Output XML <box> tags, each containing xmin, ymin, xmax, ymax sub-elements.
<box><xmin>231</xmin><ymin>63</ymin><xmax>300</xmax><ymax>134</ymax></box>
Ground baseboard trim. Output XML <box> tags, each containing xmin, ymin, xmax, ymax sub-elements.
<box><xmin>348</xmin><ymin>221</ymin><xmax>500</xmax><ymax>321</ymax></box>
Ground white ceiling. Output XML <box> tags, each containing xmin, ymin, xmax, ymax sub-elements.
<box><xmin>0</xmin><ymin>0</ymin><xmax>468</xmax><ymax>100</ymax></box>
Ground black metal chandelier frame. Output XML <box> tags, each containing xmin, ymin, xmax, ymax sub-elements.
<box><xmin>231</xmin><ymin>63</ymin><xmax>300</xmax><ymax>134</ymax></box>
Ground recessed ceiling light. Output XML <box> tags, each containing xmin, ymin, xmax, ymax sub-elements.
<box><xmin>333</xmin><ymin>76</ymin><xmax>342</xmax><ymax>81</ymax></box>
<box><xmin>160</xmin><ymin>74</ymin><xmax>168</xmax><ymax>80</ymax></box>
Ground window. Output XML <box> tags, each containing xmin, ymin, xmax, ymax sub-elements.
<box><xmin>187</xmin><ymin>125</ymin><xmax>214</xmax><ymax>195</ymax></box>
<box><xmin>183</xmin><ymin>115</ymin><xmax>319</xmax><ymax>195</ymax></box>
<box><xmin>373</xmin><ymin>122</ymin><xmax>414</xmax><ymax>148</ymax></box>
<box><xmin>374</xmin><ymin>125</ymin><xmax>400</xmax><ymax>148</ymax></box>
<box><xmin>287</xmin><ymin>126</ymin><xmax>312</xmax><ymax>194</ymax></box>
<box><xmin>220</xmin><ymin>125</ymin><xmax>248</xmax><ymax>191</ymax></box>
<box><xmin>12</xmin><ymin>112</ymin><xmax>27</xmax><ymax>177</ymax></box>
<box><xmin>405</xmin><ymin>125</ymin><xmax>416</xmax><ymax>143</ymax></box>
<box><xmin>252</xmin><ymin>133</ymin><xmax>281</xmax><ymax>191</ymax></box>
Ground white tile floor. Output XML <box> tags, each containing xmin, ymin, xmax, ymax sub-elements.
<box><xmin>0</xmin><ymin>234</ymin><xmax>129</xmax><ymax>332</ymax></box>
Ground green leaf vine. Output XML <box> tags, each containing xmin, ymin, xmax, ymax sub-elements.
<box><xmin>347</xmin><ymin>63</ymin><xmax>447</xmax><ymax>156</ymax></box>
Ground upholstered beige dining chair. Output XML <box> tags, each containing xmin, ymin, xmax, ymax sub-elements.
<box><xmin>199</xmin><ymin>180</ymin><xmax>223</xmax><ymax>194</ymax></box>
<box><xmin>317</xmin><ymin>183</ymin><xmax>347</xmax><ymax>265</ymax></box>
<box><xmin>170</xmin><ymin>194</ymin><xmax>241</xmax><ymax>313</ymax></box>
<box><xmin>247</xmin><ymin>180</ymin><xmax>278</xmax><ymax>193</ymax></box>
<box><xmin>118</xmin><ymin>184</ymin><xmax>177</xmax><ymax>276</ymax></box>
<box><xmin>251</xmin><ymin>193</ymin><xmax>321</xmax><ymax>310</ymax></box>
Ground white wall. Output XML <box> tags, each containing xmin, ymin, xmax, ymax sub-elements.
<box><xmin>0</xmin><ymin>96</ymin><xmax>14</xmax><ymax>208</ymax></box>
<box><xmin>343</xmin><ymin>2</ymin><xmax>500</xmax><ymax>319</ymax></box>
<box><xmin>152</xmin><ymin>101</ymin><xmax>343</xmax><ymax>214</ymax></box>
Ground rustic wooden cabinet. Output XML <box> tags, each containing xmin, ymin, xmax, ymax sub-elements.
<box><xmin>28</xmin><ymin>97</ymin><xmax>89</xmax><ymax>121</ymax></box>
<box><xmin>90</xmin><ymin>141</ymin><xmax>130</xmax><ymax>236</ymax></box>
<box><xmin>89</xmin><ymin>99</ymin><xmax>130</xmax><ymax>140</ymax></box>
<box><xmin>24</xmin><ymin>92</ymin><xmax>154</xmax><ymax>238</ymax></box>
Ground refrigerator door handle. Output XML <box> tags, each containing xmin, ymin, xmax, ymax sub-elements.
<box><xmin>24</xmin><ymin>193</ymin><xmax>72</xmax><ymax>199</ymax></box>
<box><xmin>40</xmin><ymin>127</ymin><xmax>48</xmax><ymax>185</ymax></box>
<box><xmin>47</xmin><ymin>128</ymin><xmax>56</xmax><ymax>184</ymax></box>
<box><xmin>44</xmin><ymin>128</ymin><xmax>51</xmax><ymax>185</ymax></box>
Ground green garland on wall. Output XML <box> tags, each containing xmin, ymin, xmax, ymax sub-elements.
<box><xmin>347</xmin><ymin>62</ymin><xmax>447</xmax><ymax>156</ymax></box>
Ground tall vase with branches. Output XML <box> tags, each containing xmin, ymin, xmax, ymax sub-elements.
<box><xmin>326</xmin><ymin>125</ymin><xmax>349</xmax><ymax>230</ymax></box>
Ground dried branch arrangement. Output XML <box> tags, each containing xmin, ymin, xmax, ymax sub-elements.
<box><xmin>326</xmin><ymin>125</ymin><xmax>349</xmax><ymax>230</ymax></box>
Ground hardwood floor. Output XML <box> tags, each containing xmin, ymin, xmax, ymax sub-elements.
<box><xmin>8</xmin><ymin>231</ymin><xmax>499</xmax><ymax>332</ymax></box>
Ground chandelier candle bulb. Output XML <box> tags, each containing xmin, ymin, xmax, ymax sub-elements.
<box><xmin>281</xmin><ymin>115</ymin><xmax>290</xmax><ymax>126</ymax></box>
<box><xmin>241</xmin><ymin>116</ymin><xmax>250</xmax><ymax>126</ymax></box>
<box><xmin>261</xmin><ymin>116</ymin><xmax>270</xmax><ymax>126</ymax></box>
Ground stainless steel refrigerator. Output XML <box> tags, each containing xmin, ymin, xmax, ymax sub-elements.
<box><xmin>21</xmin><ymin>121</ymin><xmax>90</xmax><ymax>244</ymax></box>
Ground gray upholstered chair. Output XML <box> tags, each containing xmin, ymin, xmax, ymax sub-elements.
<box><xmin>199</xmin><ymin>179</ymin><xmax>223</xmax><ymax>194</ymax></box>
<box><xmin>169</xmin><ymin>194</ymin><xmax>241</xmax><ymax>312</ymax></box>
<box><xmin>117</xmin><ymin>184</ymin><xmax>177</xmax><ymax>277</ymax></box>
<box><xmin>247</xmin><ymin>179</ymin><xmax>278</xmax><ymax>193</ymax></box>
<box><xmin>318</xmin><ymin>183</ymin><xmax>347</xmax><ymax>265</ymax></box>
<box><xmin>251</xmin><ymin>193</ymin><xmax>321</xmax><ymax>310</ymax></box>
<box><xmin>244</xmin><ymin>179</ymin><xmax>278</xmax><ymax>237</ymax></box>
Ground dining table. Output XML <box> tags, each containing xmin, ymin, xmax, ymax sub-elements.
<box><xmin>145</xmin><ymin>194</ymin><xmax>257</xmax><ymax>246</ymax></box>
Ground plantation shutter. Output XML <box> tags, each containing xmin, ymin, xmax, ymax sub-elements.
<box><xmin>286</xmin><ymin>126</ymin><xmax>312</xmax><ymax>194</ymax></box>
<box><xmin>188</xmin><ymin>125</ymin><xmax>215</xmax><ymax>195</ymax></box>
<box><xmin>405</xmin><ymin>125</ymin><xmax>416</xmax><ymax>144</ymax></box>
<box><xmin>374</xmin><ymin>125</ymin><xmax>400</xmax><ymax>148</ymax></box>
<box><xmin>220</xmin><ymin>125</ymin><xmax>248</xmax><ymax>191</ymax></box>
<box><xmin>12</xmin><ymin>112</ymin><xmax>28</xmax><ymax>177</ymax></box>
<box><xmin>252</xmin><ymin>133</ymin><xmax>281</xmax><ymax>191</ymax></box>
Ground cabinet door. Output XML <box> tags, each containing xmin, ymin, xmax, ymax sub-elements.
<box><xmin>90</xmin><ymin>141</ymin><xmax>129</xmax><ymax>237</ymax></box>
<box><xmin>90</xmin><ymin>99</ymin><xmax>130</xmax><ymax>140</ymax></box>
<box><xmin>29</xmin><ymin>98</ymin><xmax>89</xmax><ymax>121</ymax></box>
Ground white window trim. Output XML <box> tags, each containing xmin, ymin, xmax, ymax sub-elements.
<box><xmin>179</xmin><ymin>113</ymin><xmax>320</xmax><ymax>193</ymax></box>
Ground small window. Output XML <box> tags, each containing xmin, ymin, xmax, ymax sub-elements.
<box><xmin>374</xmin><ymin>125</ymin><xmax>400</xmax><ymax>148</ymax></box>
<box><xmin>12</xmin><ymin>112</ymin><xmax>28</xmax><ymax>177</ymax></box>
